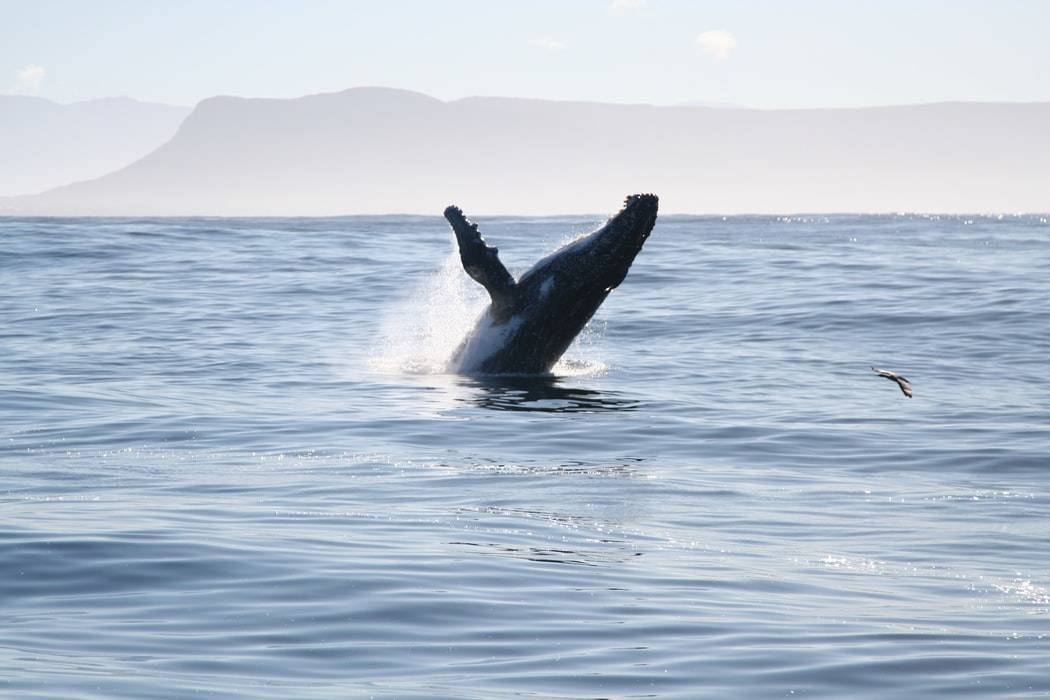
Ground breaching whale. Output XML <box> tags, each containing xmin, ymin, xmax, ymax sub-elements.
<box><xmin>444</xmin><ymin>194</ymin><xmax>659</xmax><ymax>375</ymax></box>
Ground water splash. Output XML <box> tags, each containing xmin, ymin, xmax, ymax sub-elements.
<box><xmin>553</xmin><ymin>320</ymin><xmax>608</xmax><ymax>378</ymax></box>
<box><xmin>371</xmin><ymin>249</ymin><xmax>487</xmax><ymax>374</ymax></box>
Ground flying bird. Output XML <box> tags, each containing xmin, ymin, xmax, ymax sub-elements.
<box><xmin>871</xmin><ymin>367</ymin><xmax>913</xmax><ymax>398</ymax></box>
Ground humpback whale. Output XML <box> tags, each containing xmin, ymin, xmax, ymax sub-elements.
<box><xmin>444</xmin><ymin>194</ymin><xmax>659</xmax><ymax>375</ymax></box>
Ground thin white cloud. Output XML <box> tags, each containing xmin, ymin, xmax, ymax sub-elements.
<box><xmin>610</xmin><ymin>0</ymin><xmax>645</xmax><ymax>14</ymax></box>
<box><xmin>531</xmin><ymin>37</ymin><xmax>564</xmax><ymax>51</ymax></box>
<box><xmin>696</xmin><ymin>30</ymin><xmax>737</xmax><ymax>60</ymax></box>
<box><xmin>9</xmin><ymin>64</ymin><xmax>47</xmax><ymax>95</ymax></box>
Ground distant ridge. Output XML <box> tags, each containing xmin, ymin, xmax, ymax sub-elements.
<box><xmin>0</xmin><ymin>96</ymin><xmax>190</xmax><ymax>197</ymax></box>
<box><xmin>3</xmin><ymin>87</ymin><xmax>1048</xmax><ymax>215</ymax></box>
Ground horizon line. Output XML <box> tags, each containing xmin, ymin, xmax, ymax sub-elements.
<box><xmin>3</xmin><ymin>211</ymin><xmax>1048</xmax><ymax>220</ymax></box>
<box><xmin>11</xmin><ymin>85</ymin><xmax>1050</xmax><ymax>113</ymax></box>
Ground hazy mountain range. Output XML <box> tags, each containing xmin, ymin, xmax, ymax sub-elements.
<box><xmin>3</xmin><ymin>87</ymin><xmax>1048</xmax><ymax>215</ymax></box>
<box><xmin>0</xmin><ymin>96</ymin><xmax>190</xmax><ymax>197</ymax></box>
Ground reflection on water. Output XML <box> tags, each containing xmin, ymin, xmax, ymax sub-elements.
<box><xmin>449</xmin><ymin>540</ymin><xmax>642</xmax><ymax>568</ymax></box>
<box><xmin>458</xmin><ymin>375</ymin><xmax>641</xmax><ymax>413</ymax></box>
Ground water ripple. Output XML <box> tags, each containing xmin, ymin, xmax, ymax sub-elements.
<box><xmin>2</xmin><ymin>215</ymin><xmax>1049</xmax><ymax>698</ymax></box>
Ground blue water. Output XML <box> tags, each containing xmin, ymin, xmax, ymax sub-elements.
<box><xmin>2</xmin><ymin>213</ymin><xmax>1049</xmax><ymax>698</ymax></box>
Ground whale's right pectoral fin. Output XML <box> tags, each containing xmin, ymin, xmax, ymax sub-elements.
<box><xmin>444</xmin><ymin>205</ymin><xmax>517</xmax><ymax>316</ymax></box>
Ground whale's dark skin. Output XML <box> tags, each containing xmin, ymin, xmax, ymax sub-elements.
<box><xmin>444</xmin><ymin>194</ymin><xmax>659</xmax><ymax>375</ymax></box>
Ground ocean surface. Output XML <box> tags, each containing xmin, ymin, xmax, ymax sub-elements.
<box><xmin>2</xmin><ymin>213</ymin><xmax>1049</xmax><ymax>699</ymax></box>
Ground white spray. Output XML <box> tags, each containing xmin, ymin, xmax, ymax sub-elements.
<box><xmin>370</xmin><ymin>249</ymin><xmax>487</xmax><ymax>375</ymax></box>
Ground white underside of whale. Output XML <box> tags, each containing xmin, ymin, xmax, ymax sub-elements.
<box><xmin>448</xmin><ymin>310</ymin><xmax>523</xmax><ymax>373</ymax></box>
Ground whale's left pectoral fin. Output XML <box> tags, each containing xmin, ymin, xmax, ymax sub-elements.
<box><xmin>444</xmin><ymin>205</ymin><xmax>517</xmax><ymax>315</ymax></box>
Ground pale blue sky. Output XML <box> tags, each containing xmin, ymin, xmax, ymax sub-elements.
<box><xmin>3</xmin><ymin>0</ymin><xmax>1049</xmax><ymax>108</ymax></box>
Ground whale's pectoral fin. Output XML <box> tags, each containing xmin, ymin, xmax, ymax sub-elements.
<box><xmin>444</xmin><ymin>205</ymin><xmax>517</xmax><ymax>314</ymax></box>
